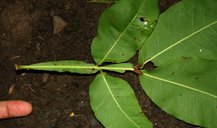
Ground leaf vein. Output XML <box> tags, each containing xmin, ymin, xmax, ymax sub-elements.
<box><xmin>102</xmin><ymin>74</ymin><xmax>141</xmax><ymax>128</ymax></box>
<box><xmin>143</xmin><ymin>73</ymin><xmax>217</xmax><ymax>99</ymax></box>
<box><xmin>144</xmin><ymin>20</ymin><xmax>217</xmax><ymax>64</ymax></box>
<box><xmin>98</xmin><ymin>1</ymin><xmax>146</xmax><ymax>64</ymax></box>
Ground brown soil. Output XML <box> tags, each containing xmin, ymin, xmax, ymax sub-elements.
<box><xmin>0</xmin><ymin>0</ymin><xmax>198</xmax><ymax>128</ymax></box>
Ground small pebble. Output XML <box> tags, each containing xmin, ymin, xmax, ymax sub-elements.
<box><xmin>53</xmin><ymin>16</ymin><xmax>67</xmax><ymax>34</ymax></box>
<box><xmin>70</xmin><ymin>112</ymin><xmax>75</xmax><ymax>117</ymax></box>
<box><xmin>42</xmin><ymin>73</ymin><xmax>49</xmax><ymax>82</ymax></box>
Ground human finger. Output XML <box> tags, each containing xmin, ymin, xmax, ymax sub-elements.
<box><xmin>0</xmin><ymin>100</ymin><xmax>32</xmax><ymax>119</ymax></box>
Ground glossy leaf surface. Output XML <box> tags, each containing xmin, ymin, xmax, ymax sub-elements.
<box><xmin>91</xmin><ymin>0</ymin><xmax>159</xmax><ymax>65</ymax></box>
<box><xmin>90</xmin><ymin>73</ymin><xmax>152</xmax><ymax>128</ymax></box>
<box><xmin>139</xmin><ymin>0</ymin><xmax>217</xmax><ymax>127</ymax></box>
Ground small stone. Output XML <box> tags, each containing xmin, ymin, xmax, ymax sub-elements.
<box><xmin>42</xmin><ymin>73</ymin><xmax>49</xmax><ymax>82</ymax></box>
<box><xmin>53</xmin><ymin>16</ymin><xmax>67</xmax><ymax>34</ymax></box>
<box><xmin>69</xmin><ymin>112</ymin><xmax>75</xmax><ymax>117</ymax></box>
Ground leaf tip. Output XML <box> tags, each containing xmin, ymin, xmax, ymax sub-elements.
<box><xmin>15</xmin><ymin>64</ymin><xmax>22</xmax><ymax>70</ymax></box>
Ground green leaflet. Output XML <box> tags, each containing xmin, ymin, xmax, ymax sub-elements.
<box><xmin>139</xmin><ymin>0</ymin><xmax>217</xmax><ymax>64</ymax></box>
<box><xmin>16</xmin><ymin>61</ymin><xmax>134</xmax><ymax>74</ymax></box>
<box><xmin>140</xmin><ymin>58</ymin><xmax>217</xmax><ymax>128</ymax></box>
<box><xmin>90</xmin><ymin>73</ymin><xmax>152</xmax><ymax>128</ymax></box>
<box><xmin>139</xmin><ymin>0</ymin><xmax>217</xmax><ymax>127</ymax></box>
<box><xmin>91</xmin><ymin>0</ymin><xmax>159</xmax><ymax>65</ymax></box>
<box><xmin>16</xmin><ymin>60</ymin><xmax>98</xmax><ymax>74</ymax></box>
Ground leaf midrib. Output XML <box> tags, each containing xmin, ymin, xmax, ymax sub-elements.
<box><xmin>102</xmin><ymin>74</ymin><xmax>141</xmax><ymax>128</ymax></box>
<box><xmin>98</xmin><ymin>1</ymin><xmax>146</xmax><ymax>65</ymax></box>
<box><xmin>143</xmin><ymin>72</ymin><xmax>217</xmax><ymax>99</ymax></box>
<box><xmin>143</xmin><ymin>20</ymin><xmax>217</xmax><ymax>65</ymax></box>
<box><xmin>19</xmin><ymin>65</ymin><xmax>134</xmax><ymax>71</ymax></box>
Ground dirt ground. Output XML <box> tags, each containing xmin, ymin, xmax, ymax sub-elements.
<box><xmin>0</xmin><ymin>0</ymin><xmax>198</xmax><ymax>128</ymax></box>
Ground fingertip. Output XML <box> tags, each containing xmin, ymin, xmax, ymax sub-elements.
<box><xmin>19</xmin><ymin>100</ymin><xmax>32</xmax><ymax>116</ymax></box>
<box><xmin>7</xmin><ymin>100</ymin><xmax>32</xmax><ymax>117</ymax></box>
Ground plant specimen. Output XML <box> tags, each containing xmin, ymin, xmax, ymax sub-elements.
<box><xmin>16</xmin><ymin>0</ymin><xmax>217</xmax><ymax>127</ymax></box>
